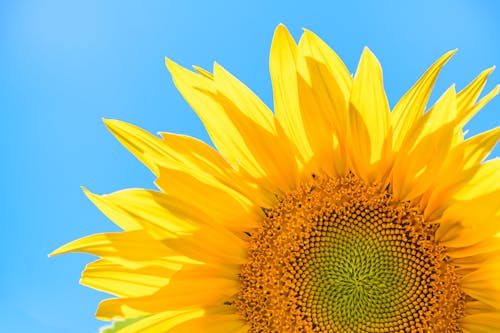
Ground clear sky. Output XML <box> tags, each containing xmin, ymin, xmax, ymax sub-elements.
<box><xmin>1</xmin><ymin>1</ymin><xmax>499</xmax><ymax>332</ymax></box>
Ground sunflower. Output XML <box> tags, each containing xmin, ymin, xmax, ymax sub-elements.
<box><xmin>51</xmin><ymin>24</ymin><xmax>500</xmax><ymax>332</ymax></box>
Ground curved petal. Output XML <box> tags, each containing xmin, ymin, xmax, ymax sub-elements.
<box><xmin>166</xmin><ymin>58</ymin><xmax>297</xmax><ymax>193</ymax></box>
<box><xmin>391</xmin><ymin>50</ymin><xmax>456</xmax><ymax>149</ymax></box>
<box><xmin>456</xmin><ymin>66</ymin><xmax>496</xmax><ymax>126</ymax></box>
<box><xmin>81</xmin><ymin>259</ymin><xmax>173</xmax><ymax>298</ymax></box>
<box><xmin>461</xmin><ymin>262</ymin><xmax>500</xmax><ymax>310</ymax></box>
<box><xmin>102</xmin><ymin>119</ymin><xmax>272</xmax><ymax>209</ymax></box>
<box><xmin>447</xmin><ymin>237</ymin><xmax>500</xmax><ymax>260</ymax></box>
<box><xmin>83</xmin><ymin>186</ymin><xmax>256</xmax><ymax>241</ymax></box>
<box><xmin>82</xmin><ymin>188</ymin><xmax>193</xmax><ymax>237</ymax></box>
<box><xmin>460</xmin><ymin>313</ymin><xmax>500</xmax><ymax>333</ymax></box>
<box><xmin>109</xmin><ymin>309</ymin><xmax>205</xmax><ymax>332</ymax></box>
<box><xmin>457</xmin><ymin>84</ymin><xmax>499</xmax><ymax>134</ymax></box>
<box><xmin>270</xmin><ymin>24</ymin><xmax>314</xmax><ymax>166</ymax></box>
<box><xmin>49</xmin><ymin>231</ymin><xmax>179</xmax><ymax>268</ymax></box>
<box><xmin>296</xmin><ymin>29</ymin><xmax>352</xmax><ymax>176</ymax></box>
<box><xmin>349</xmin><ymin>47</ymin><xmax>391</xmax><ymax>182</ymax></box>
<box><xmin>161</xmin><ymin>228</ymin><xmax>247</xmax><ymax>265</ymax></box>
<box><xmin>155</xmin><ymin>167</ymin><xmax>261</xmax><ymax>231</ymax></box>
<box><xmin>156</xmin><ymin>132</ymin><xmax>234</xmax><ymax>180</ymax></box>
<box><xmin>168</xmin><ymin>314</ymin><xmax>246</xmax><ymax>333</ymax></box>
<box><xmin>392</xmin><ymin>87</ymin><xmax>457</xmax><ymax>201</ymax></box>
<box><xmin>436</xmin><ymin>192</ymin><xmax>500</xmax><ymax>248</ymax></box>
<box><xmin>97</xmin><ymin>277</ymin><xmax>237</xmax><ymax>320</ymax></box>
<box><xmin>156</xmin><ymin>131</ymin><xmax>274</xmax><ymax>209</ymax></box>
<box><xmin>455</xmin><ymin>158</ymin><xmax>500</xmax><ymax>199</ymax></box>
<box><xmin>422</xmin><ymin>127</ymin><xmax>500</xmax><ymax>215</ymax></box>
<box><xmin>103</xmin><ymin>119</ymin><xmax>169</xmax><ymax>176</ymax></box>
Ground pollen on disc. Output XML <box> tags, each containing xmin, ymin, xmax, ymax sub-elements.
<box><xmin>234</xmin><ymin>174</ymin><xmax>466</xmax><ymax>333</ymax></box>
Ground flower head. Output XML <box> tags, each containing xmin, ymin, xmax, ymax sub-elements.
<box><xmin>52</xmin><ymin>25</ymin><xmax>500</xmax><ymax>332</ymax></box>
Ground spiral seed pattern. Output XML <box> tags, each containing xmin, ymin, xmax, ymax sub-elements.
<box><xmin>235</xmin><ymin>174</ymin><xmax>465</xmax><ymax>332</ymax></box>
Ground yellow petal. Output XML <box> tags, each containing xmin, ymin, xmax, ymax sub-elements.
<box><xmin>155</xmin><ymin>132</ymin><xmax>273</xmax><ymax>208</ymax></box>
<box><xmin>166</xmin><ymin>57</ymin><xmax>296</xmax><ymax>193</ymax></box>
<box><xmin>82</xmin><ymin>187</ymin><xmax>142</xmax><ymax>231</ymax></box>
<box><xmin>458</xmin><ymin>84</ymin><xmax>500</xmax><ymax>132</ymax></box>
<box><xmin>192</xmin><ymin>65</ymin><xmax>213</xmax><ymax>79</ymax></box>
<box><xmin>270</xmin><ymin>24</ymin><xmax>314</xmax><ymax>165</ymax></box>
<box><xmin>103</xmin><ymin>119</ymin><xmax>169</xmax><ymax>176</ymax></box>
<box><xmin>295</xmin><ymin>29</ymin><xmax>352</xmax><ymax>176</ymax></box>
<box><xmin>161</xmin><ymin>228</ymin><xmax>247</xmax><ymax>265</ymax></box>
<box><xmin>461</xmin><ymin>127</ymin><xmax>500</xmax><ymax>169</ymax></box>
<box><xmin>213</xmin><ymin>62</ymin><xmax>276</xmax><ymax>133</ymax></box>
<box><xmin>456</xmin><ymin>66</ymin><xmax>496</xmax><ymax>125</ymax></box>
<box><xmin>455</xmin><ymin>158</ymin><xmax>500</xmax><ymax>200</ymax></box>
<box><xmin>349</xmin><ymin>47</ymin><xmax>391</xmax><ymax>182</ymax></box>
<box><xmin>155</xmin><ymin>167</ymin><xmax>261</xmax><ymax>231</ymax></box>
<box><xmin>81</xmin><ymin>259</ymin><xmax>174</xmax><ymax>297</ymax></box>
<box><xmin>169</xmin><ymin>263</ymin><xmax>240</xmax><ymax>281</ymax></box>
<box><xmin>168</xmin><ymin>314</ymin><xmax>246</xmax><ymax>333</ymax></box>
<box><xmin>49</xmin><ymin>231</ymin><xmax>177</xmax><ymax>269</ymax></box>
<box><xmin>97</xmin><ymin>277</ymin><xmax>237</xmax><ymax>320</ymax></box>
<box><xmin>436</xmin><ymin>193</ymin><xmax>500</xmax><ymax>248</ymax></box>
<box><xmin>83</xmin><ymin>188</ymin><xmax>195</xmax><ymax>238</ymax></box>
<box><xmin>213</xmin><ymin>62</ymin><xmax>299</xmax><ymax>189</ymax></box>
<box><xmin>461</xmin><ymin>263</ymin><xmax>500</xmax><ymax>310</ymax></box>
<box><xmin>156</xmin><ymin>132</ymin><xmax>233</xmax><ymax>180</ymax></box>
<box><xmin>299</xmin><ymin>29</ymin><xmax>352</xmax><ymax>98</ymax></box>
<box><xmin>420</xmin><ymin>85</ymin><xmax>459</xmax><ymax>137</ymax></box>
<box><xmin>420</xmin><ymin>127</ymin><xmax>500</xmax><ymax>215</ymax></box>
<box><xmin>451</xmin><ymin>83</ymin><xmax>499</xmax><ymax>146</ymax></box>
<box><xmin>392</xmin><ymin>87</ymin><xmax>457</xmax><ymax>201</ymax></box>
<box><xmin>460</xmin><ymin>313</ymin><xmax>500</xmax><ymax>333</ymax></box>
<box><xmin>100</xmin><ymin>121</ymin><xmax>271</xmax><ymax>209</ymax></box>
<box><xmin>391</xmin><ymin>50</ymin><xmax>456</xmax><ymax>149</ymax></box>
<box><xmin>447</xmin><ymin>237</ymin><xmax>500</xmax><ymax>260</ymax></box>
<box><xmin>110</xmin><ymin>309</ymin><xmax>205</xmax><ymax>333</ymax></box>
<box><xmin>464</xmin><ymin>300</ymin><xmax>497</xmax><ymax>315</ymax></box>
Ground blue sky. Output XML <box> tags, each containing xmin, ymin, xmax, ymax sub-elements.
<box><xmin>1</xmin><ymin>1</ymin><xmax>499</xmax><ymax>332</ymax></box>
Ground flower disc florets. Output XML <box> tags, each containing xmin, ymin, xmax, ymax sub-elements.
<box><xmin>236</xmin><ymin>174</ymin><xmax>465</xmax><ymax>332</ymax></box>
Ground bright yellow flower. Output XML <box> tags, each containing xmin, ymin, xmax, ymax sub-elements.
<box><xmin>52</xmin><ymin>25</ymin><xmax>500</xmax><ymax>332</ymax></box>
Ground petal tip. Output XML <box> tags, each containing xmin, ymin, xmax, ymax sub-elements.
<box><xmin>192</xmin><ymin>65</ymin><xmax>214</xmax><ymax>79</ymax></box>
<box><xmin>362</xmin><ymin>46</ymin><xmax>373</xmax><ymax>54</ymax></box>
<box><xmin>101</xmin><ymin>117</ymin><xmax>112</xmax><ymax>125</ymax></box>
<box><xmin>165</xmin><ymin>57</ymin><xmax>181</xmax><ymax>74</ymax></box>
<box><xmin>81</xmin><ymin>186</ymin><xmax>95</xmax><ymax>198</ymax></box>
<box><xmin>360</xmin><ymin>47</ymin><xmax>379</xmax><ymax>64</ymax></box>
<box><xmin>102</xmin><ymin>118</ymin><xmax>122</xmax><ymax>130</ymax></box>
<box><xmin>273</xmin><ymin>23</ymin><xmax>294</xmax><ymax>42</ymax></box>
<box><xmin>299</xmin><ymin>28</ymin><xmax>320</xmax><ymax>45</ymax></box>
<box><xmin>358</xmin><ymin>46</ymin><xmax>381</xmax><ymax>68</ymax></box>
<box><xmin>301</xmin><ymin>27</ymin><xmax>313</xmax><ymax>35</ymax></box>
<box><xmin>276</xmin><ymin>23</ymin><xmax>288</xmax><ymax>31</ymax></box>
<box><xmin>49</xmin><ymin>244</ymin><xmax>67</xmax><ymax>257</ymax></box>
<box><xmin>442</xmin><ymin>49</ymin><xmax>458</xmax><ymax>62</ymax></box>
<box><xmin>102</xmin><ymin>119</ymin><xmax>130</xmax><ymax>139</ymax></box>
<box><xmin>164</xmin><ymin>56</ymin><xmax>173</xmax><ymax>67</ymax></box>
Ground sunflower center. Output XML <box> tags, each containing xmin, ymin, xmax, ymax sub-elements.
<box><xmin>235</xmin><ymin>174</ymin><xmax>466</xmax><ymax>332</ymax></box>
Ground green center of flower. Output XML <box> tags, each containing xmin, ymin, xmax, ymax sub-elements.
<box><xmin>235</xmin><ymin>174</ymin><xmax>466</xmax><ymax>332</ymax></box>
